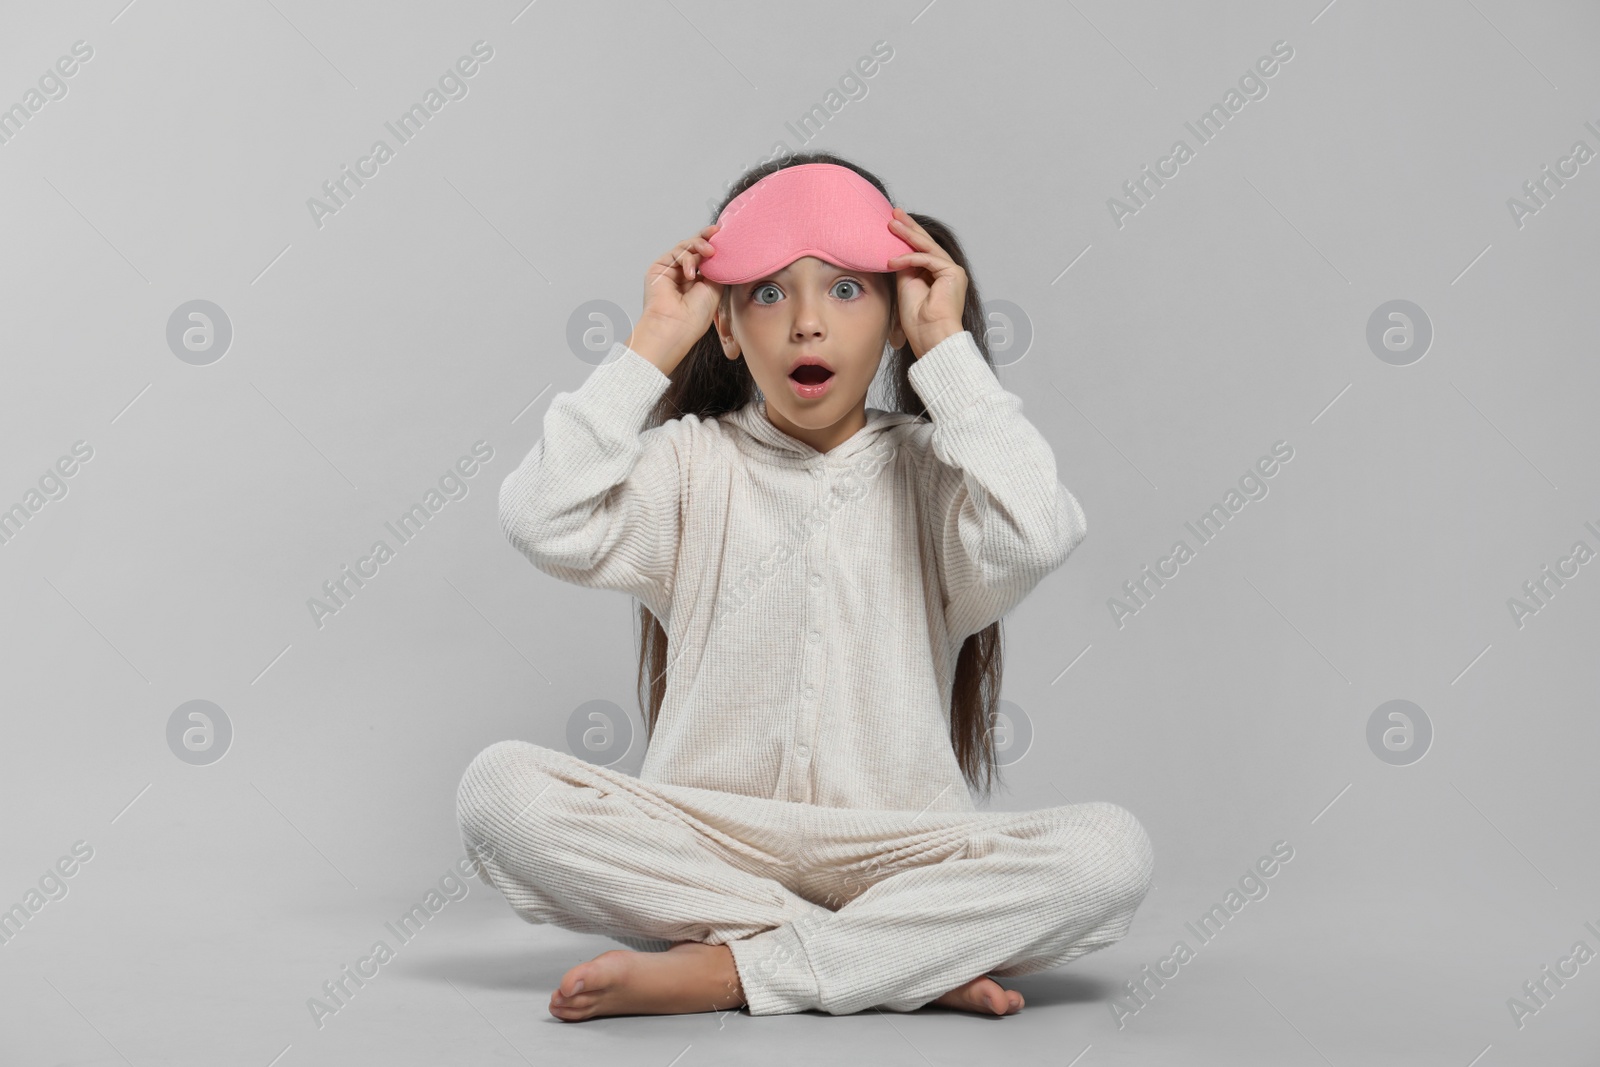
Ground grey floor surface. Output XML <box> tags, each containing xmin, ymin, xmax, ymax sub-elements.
<box><xmin>4</xmin><ymin>856</ymin><xmax>1595</xmax><ymax>1065</ymax></box>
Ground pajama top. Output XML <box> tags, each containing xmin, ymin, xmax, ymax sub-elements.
<box><xmin>498</xmin><ymin>329</ymin><xmax>1087</xmax><ymax>813</ymax></box>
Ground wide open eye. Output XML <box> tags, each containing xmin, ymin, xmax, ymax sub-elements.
<box><xmin>752</xmin><ymin>283</ymin><xmax>782</xmax><ymax>305</ymax></box>
<box><xmin>832</xmin><ymin>279</ymin><xmax>864</xmax><ymax>300</ymax></box>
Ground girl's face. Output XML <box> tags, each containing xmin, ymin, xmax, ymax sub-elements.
<box><xmin>715</xmin><ymin>256</ymin><xmax>907</xmax><ymax>451</ymax></box>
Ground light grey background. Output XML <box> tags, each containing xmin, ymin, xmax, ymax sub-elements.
<box><xmin>3</xmin><ymin>0</ymin><xmax>1597</xmax><ymax>1063</ymax></box>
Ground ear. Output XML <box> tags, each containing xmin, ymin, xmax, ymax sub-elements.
<box><xmin>886</xmin><ymin>302</ymin><xmax>907</xmax><ymax>352</ymax></box>
<box><xmin>714</xmin><ymin>308</ymin><xmax>740</xmax><ymax>360</ymax></box>
<box><xmin>882</xmin><ymin>274</ymin><xmax>907</xmax><ymax>351</ymax></box>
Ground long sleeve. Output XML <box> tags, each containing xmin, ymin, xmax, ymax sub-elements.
<box><xmin>906</xmin><ymin>329</ymin><xmax>1088</xmax><ymax>641</ymax></box>
<box><xmin>498</xmin><ymin>340</ymin><xmax>686</xmax><ymax>622</ymax></box>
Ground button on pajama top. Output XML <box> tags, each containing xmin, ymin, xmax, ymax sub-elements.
<box><xmin>456</xmin><ymin>329</ymin><xmax>1155</xmax><ymax>1015</ymax></box>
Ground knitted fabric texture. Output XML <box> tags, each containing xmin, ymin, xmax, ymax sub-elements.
<box><xmin>455</xmin><ymin>739</ymin><xmax>1155</xmax><ymax>1015</ymax></box>
<box><xmin>497</xmin><ymin>329</ymin><xmax>1088</xmax><ymax>812</ymax></box>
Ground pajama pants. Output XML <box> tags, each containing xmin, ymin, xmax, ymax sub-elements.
<box><xmin>454</xmin><ymin>739</ymin><xmax>1155</xmax><ymax>1017</ymax></box>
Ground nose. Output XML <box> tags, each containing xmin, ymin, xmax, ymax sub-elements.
<box><xmin>790</xmin><ymin>293</ymin><xmax>825</xmax><ymax>341</ymax></box>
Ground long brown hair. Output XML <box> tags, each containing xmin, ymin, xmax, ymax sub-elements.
<box><xmin>635</xmin><ymin>150</ymin><xmax>1007</xmax><ymax>800</ymax></box>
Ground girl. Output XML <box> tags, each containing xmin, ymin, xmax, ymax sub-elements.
<box><xmin>456</xmin><ymin>152</ymin><xmax>1154</xmax><ymax>1021</ymax></box>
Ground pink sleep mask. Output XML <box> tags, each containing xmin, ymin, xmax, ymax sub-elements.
<box><xmin>697</xmin><ymin>163</ymin><xmax>917</xmax><ymax>285</ymax></box>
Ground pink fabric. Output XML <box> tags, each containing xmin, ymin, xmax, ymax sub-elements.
<box><xmin>698</xmin><ymin>163</ymin><xmax>918</xmax><ymax>284</ymax></box>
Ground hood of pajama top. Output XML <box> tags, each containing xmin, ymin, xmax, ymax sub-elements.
<box><xmin>720</xmin><ymin>397</ymin><xmax>925</xmax><ymax>468</ymax></box>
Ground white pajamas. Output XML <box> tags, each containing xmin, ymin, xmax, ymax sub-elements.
<box><xmin>464</xmin><ymin>329</ymin><xmax>1154</xmax><ymax>1013</ymax></box>
<box><xmin>456</xmin><ymin>738</ymin><xmax>1154</xmax><ymax>1015</ymax></box>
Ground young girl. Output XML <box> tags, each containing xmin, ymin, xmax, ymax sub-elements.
<box><xmin>456</xmin><ymin>152</ymin><xmax>1154</xmax><ymax>1021</ymax></box>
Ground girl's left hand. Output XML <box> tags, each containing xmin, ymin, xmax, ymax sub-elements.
<box><xmin>886</xmin><ymin>207</ymin><xmax>967</xmax><ymax>358</ymax></box>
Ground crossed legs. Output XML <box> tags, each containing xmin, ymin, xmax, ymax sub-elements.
<box><xmin>455</xmin><ymin>739</ymin><xmax>1154</xmax><ymax>1018</ymax></box>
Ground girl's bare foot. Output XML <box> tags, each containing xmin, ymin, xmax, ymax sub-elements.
<box><xmin>932</xmin><ymin>974</ymin><xmax>1024</xmax><ymax>1015</ymax></box>
<box><xmin>549</xmin><ymin>941</ymin><xmax>745</xmax><ymax>1021</ymax></box>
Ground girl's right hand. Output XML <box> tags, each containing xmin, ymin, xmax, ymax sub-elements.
<box><xmin>627</xmin><ymin>224</ymin><xmax>724</xmax><ymax>373</ymax></box>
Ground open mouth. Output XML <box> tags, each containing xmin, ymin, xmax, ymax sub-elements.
<box><xmin>789</xmin><ymin>365</ymin><xmax>835</xmax><ymax>386</ymax></box>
